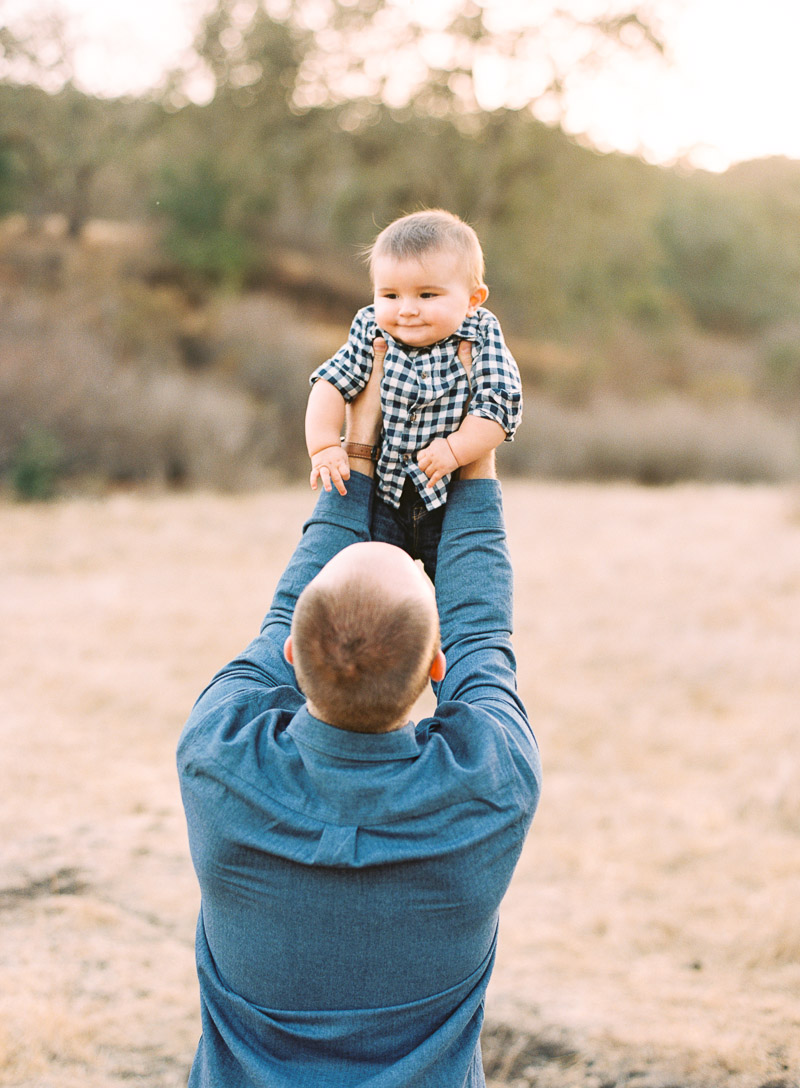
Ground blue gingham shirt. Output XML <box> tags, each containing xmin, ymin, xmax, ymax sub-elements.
<box><xmin>310</xmin><ymin>305</ymin><xmax>523</xmax><ymax>511</ymax></box>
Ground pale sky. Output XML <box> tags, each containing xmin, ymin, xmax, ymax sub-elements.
<box><xmin>5</xmin><ymin>0</ymin><xmax>800</xmax><ymax>172</ymax></box>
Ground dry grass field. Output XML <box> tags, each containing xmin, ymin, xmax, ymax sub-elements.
<box><xmin>2</xmin><ymin>481</ymin><xmax>799</xmax><ymax>1088</ymax></box>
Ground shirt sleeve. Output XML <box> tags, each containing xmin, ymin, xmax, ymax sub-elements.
<box><xmin>309</xmin><ymin>308</ymin><xmax>377</xmax><ymax>403</ymax></box>
<box><xmin>467</xmin><ymin>313</ymin><xmax>523</xmax><ymax>440</ymax></box>
<box><xmin>186</xmin><ymin>473</ymin><xmax>374</xmax><ymax>715</ymax></box>
<box><xmin>433</xmin><ymin>479</ymin><xmax>539</xmax><ymax>785</ymax></box>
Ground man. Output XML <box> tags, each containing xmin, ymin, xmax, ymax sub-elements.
<box><xmin>177</xmin><ymin>352</ymin><xmax>542</xmax><ymax>1087</ymax></box>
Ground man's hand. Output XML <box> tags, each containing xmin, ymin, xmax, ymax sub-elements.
<box><xmin>310</xmin><ymin>444</ymin><xmax>350</xmax><ymax>495</ymax></box>
<box><xmin>456</xmin><ymin>338</ymin><xmax>473</xmax><ymax>383</ymax></box>
<box><xmin>344</xmin><ymin>338</ymin><xmax>386</xmax><ymax>477</ymax></box>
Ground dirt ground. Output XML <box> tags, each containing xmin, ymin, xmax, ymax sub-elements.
<box><xmin>2</xmin><ymin>481</ymin><xmax>800</xmax><ymax>1088</ymax></box>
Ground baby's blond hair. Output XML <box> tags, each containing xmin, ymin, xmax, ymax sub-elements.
<box><xmin>367</xmin><ymin>209</ymin><xmax>485</xmax><ymax>290</ymax></box>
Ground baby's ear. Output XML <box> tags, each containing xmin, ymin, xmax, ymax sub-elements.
<box><xmin>469</xmin><ymin>283</ymin><xmax>489</xmax><ymax>312</ymax></box>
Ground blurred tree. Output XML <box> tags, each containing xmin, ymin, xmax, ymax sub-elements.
<box><xmin>156</xmin><ymin>154</ymin><xmax>257</xmax><ymax>289</ymax></box>
<box><xmin>151</xmin><ymin>0</ymin><xmax>669</xmax><ymax>304</ymax></box>
<box><xmin>152</xmin><ymin>0</ymin><xmax>316</xmax><ymax>276</ymax></box>
<box><xmin>656</xmin><ymin>183</ymin><xmax>800</xmax><ymax>334</ymax></box>
<box><xmin>0</xmin><ymin>135</ymin><xmax>21</xmax><ymax>214</ymax></box>
<box><xmin>184</xmin><ymin>0</ymin><xmax>311</xmax><ymax>116</ymax></box>
<box><xmin>0</xmin><ymin>81</ymin><xmax>156</xmax><ymax>233</ymax></box>
<box><xmin>323</xmin><ymin>0</ymin><xmax>662</xmax><ymax>120</ymax></box>
<box><xmin>0</xmin><ymin>1</ymin><xmax>162</xmax><ymax>234</ymax></box>
<box><xmin>0</xmin><ymin>1</ymin><xmax>73</xmax><ymax>89</ymax></box>
<box><xmin>170</xmin><ymin>0</ymin><xmax>667</xmax><ymax>123</ymax></box>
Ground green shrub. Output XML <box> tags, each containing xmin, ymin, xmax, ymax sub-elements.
<box><xmin>156</xmin><ymin>157</ymin><xmax>254</xmax><ymax>289</ymax></box>
<box><xmin>0</xmin><ymin>141</ymin><xmax>22</xmax><ymax>217</ymax></box>
<box><xmin>10</xmin><ymin>426</ymin><xmax>62</xmax><ymax>500</ymax></box>
<box><xmin>763</xmin><ymin>340</ymin><xmax>800</xmax><ymax>402</ymax></box>
<box><xmin>656</xmin><ymin>187</ymin><xmax>800</xmax><ymax>335</ymax></box>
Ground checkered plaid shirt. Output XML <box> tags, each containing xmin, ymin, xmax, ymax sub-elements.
<box><xmin>310</xmin><ymin>305</ymin><xmax>522</xmax><ymax>511</ymax></box>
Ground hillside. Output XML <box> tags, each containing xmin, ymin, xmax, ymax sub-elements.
<box><xmin>2</xmin><ymin>215</ymin><xmax>799</xmax><ymax>494</ymax></box>
<box><xmin>3</xmin><ymin>69</ymin><xmax>800</xmax><ymax>493</ymax></box>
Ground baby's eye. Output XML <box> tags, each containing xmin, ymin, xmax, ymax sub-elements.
<box><xmin>420</xmin><ymin>292</ymin><xmax>439</xmax><ymax>299</ymax></box>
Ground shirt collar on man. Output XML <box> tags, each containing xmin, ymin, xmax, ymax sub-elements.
<box><xmin>287</xmin><ymin>707</ymin><xmax>421</xmax><ymax>762</ymax></box>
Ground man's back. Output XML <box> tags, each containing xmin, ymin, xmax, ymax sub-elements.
<box><xmin>178</xmin><ymin>474</ymin><xmax>541</xmax><ymax>1087</ymax></box>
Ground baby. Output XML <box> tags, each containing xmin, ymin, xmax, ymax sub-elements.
<box><xmin>305</xmin><ymin>208</ymin><xmax>522</xmax><ymax>578</ymax></box>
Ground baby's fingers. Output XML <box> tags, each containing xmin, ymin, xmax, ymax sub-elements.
<box><xmin>329</xmin><ymin>465</ymin><xmax>348</xmax><ymax>496</ymax></box>
<box><xmin>424</xmin><ymin>465</ymin><xmax>447</xmax><ymax>487</ymax></box>
<box><xmin>318</xmin><ymin>466</ymin><xmax>333</xmax><ymax>492</ymax></box>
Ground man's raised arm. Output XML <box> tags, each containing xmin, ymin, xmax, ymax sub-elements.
<box><xmin>190</xmin><ymin>345</ymin><xmax>385</xmax><ymax>708</ymax></box>
<box><xmin>264</xmin><ymin>338</ymin><xmax>386</xmax><ymax>644</ymax></box>
<box><xmin>434</xmin><ymin>449</ymin><xmax>532</xmax><ymax>741</ymax></box>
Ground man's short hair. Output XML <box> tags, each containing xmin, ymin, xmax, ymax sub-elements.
<box><xmin>367</xmin><ymin>209</ymin><xmax>485</xmax><ymax>291</ymax></box>
<box><xmin>291</xmin><ymin>574</ymin><xmax>439</xmax><ymax>732</ymax></box>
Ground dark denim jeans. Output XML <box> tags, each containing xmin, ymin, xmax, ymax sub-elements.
<box><xmin>371</xmin><ymin>476</ymin><xmax>445</xmax><ymax>581</ymax></box>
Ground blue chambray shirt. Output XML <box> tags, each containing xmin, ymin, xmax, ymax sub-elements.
<box><xmin>310</xmin><ymin>306</ymin><xmax>523</xmax><ymax>511</ymax></box>
<box><xmin>178</xmin><ymin>473</ymin><xmax>541</xmax><ymax>1088</ymax></box>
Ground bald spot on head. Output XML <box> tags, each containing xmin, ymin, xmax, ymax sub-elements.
<box><xmin>312</xmin><ymin>542</ymin><xmax>435</xmax><ymax>615</ymax></box>
<box><xmin>291</xmin><ymin>543</ymin><xmax>440</xmax><ymax>733</ymax></box>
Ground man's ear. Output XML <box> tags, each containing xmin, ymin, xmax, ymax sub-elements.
<box><xmin>284</xmin><ymin>635</ymin><xmax>294</xmax><ymax>665</ymax></box>
<box><xmin>429</xmin><ymin>649</ymin><xmax>446</xmax><ymax>682</ymax></box>
<box><xmin>468</xmin><ymin>283</ymin><xmax>489</xmax><ymax>314</ymax></box>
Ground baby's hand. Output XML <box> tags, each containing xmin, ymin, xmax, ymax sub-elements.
<box><xmin>417</xmin><ymin>437</ymin><xmax>459</xmax><ymax>488</ymax></box>
<box><xmin>310</xmin><ymin>445</ymin><xmax>350</xmax><ymax>495</ymax></box>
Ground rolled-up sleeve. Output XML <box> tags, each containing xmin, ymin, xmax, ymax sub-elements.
<box><xmin>435</xmin><ymin>479</ymin><xmax>531</xmax><ymax>739</ymax></box>
<box><xmin>309</xmin><ymin>308</ymin><xmax>377</xmax><ymax>403</ymax></box>
<box><xmin>468</xmin><ymin>314</ymin><xmax>523</xmax><ymax>440</ymax></box>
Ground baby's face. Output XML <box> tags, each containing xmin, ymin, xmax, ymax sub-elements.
<box><xmin>372</xmin><ymin>250</ymin><xmax>486</xmax><ymax>348</ymax></box>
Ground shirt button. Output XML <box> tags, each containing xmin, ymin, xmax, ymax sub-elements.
<box><xmin>421</xmin><ymin>371</ymin><xmax>429</xmax><ymax>379</ymax></box>
<box><xmin>402</xmin><ymin>454</ymin><xmax>410</xmax><ymax>463</ymax></box>
<box><xmin>409</xmin><ymin>412</ymin><xmax>416</xmax><ymax>421</ymax></box>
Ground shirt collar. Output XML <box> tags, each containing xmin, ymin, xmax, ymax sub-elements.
<box><xmin>366</xmin><ymin>307</ymin><xmax>481</xmax><ymax>354</ymax></box>
<box><xmin>287</xmin><ymin>706</ymin><xmax>421</xmax><ymax>762</ymax></box>
<box><xmin>456</xmin><ymin>311</ymin><xmax>482</xmax><ymax>338</ymax></box>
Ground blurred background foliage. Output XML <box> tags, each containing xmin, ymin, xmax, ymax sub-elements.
<box><xmin>1</xmin><ymin>0</ymin><xmax>800</xmax><ymax>495</ymax></box>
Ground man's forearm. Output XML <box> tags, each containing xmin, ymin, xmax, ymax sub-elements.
<box><xmin>436</xmin><ymin>480</ymin><xmax>511</xmax><ymax>641</ymax></box>
<box><xmin>341</xmin><ymin>337</ymin><xmax>385</xmax><ymax>479</ymax></box>
<box><xmin>434</xmin><ymin>478</ymin><xmax>517</xmax><ymax>708</ymax></box>
<box><xmin>457</xmin><ymin>448</ymin><xmax>496</xmax><ymax>481</ymax></box>
<box><xmin>266</xmin><ymin>341</ymin><xmax>384</xmax><ymax>644</ymax></box>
